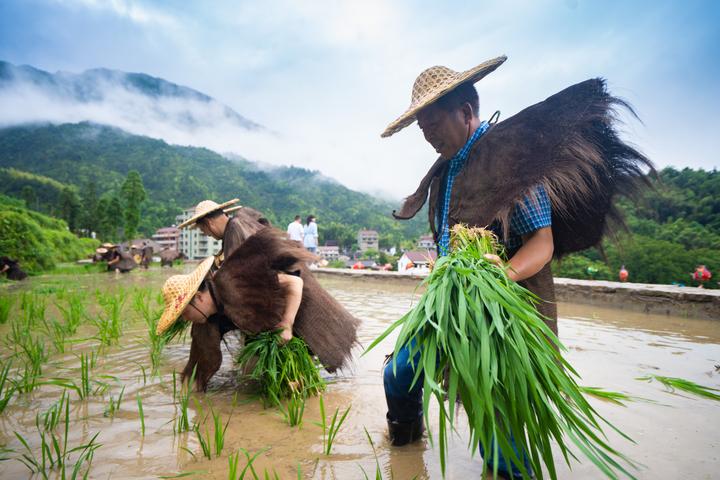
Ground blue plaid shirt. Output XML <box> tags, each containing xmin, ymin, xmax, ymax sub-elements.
<box><xmin>437</xmin><ymin>122</ymin><xmax>490</xmax><ymax>256</ymax></box>
<box><xmin>491</xmin><ymin>184</ymin><xmax>552</xmax><ymax>255</ymax></box>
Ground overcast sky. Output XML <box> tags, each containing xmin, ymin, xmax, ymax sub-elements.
<box><xmin>1</xmin><ymin>0</ymin><xmax>718</xmax><ymax>199</ymax></box>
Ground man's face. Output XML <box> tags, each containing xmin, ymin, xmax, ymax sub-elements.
<box><xmin>181</xmin><ymin>289</ymin><xmax>213</xmax><ymax>324</ymax></box>
<box><xmin>197</xmin><ymin>216</ymin><xmax>223</xmax><ymax>239</ymax></box>
<box><xmin>416</xmin><ymin>103</ymin><xmax>470</xmax><ymax>160</ymax></box>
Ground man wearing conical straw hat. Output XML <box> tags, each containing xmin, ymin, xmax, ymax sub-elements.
<box><xmin>380</xmin><ymin>55</ymin><xmax>653</xmax><ymax>477</ymax></box>
<box><xmin>178</xmin><ymin>198</ymin><xmax>270</xmax><ymax>262</ymax></box>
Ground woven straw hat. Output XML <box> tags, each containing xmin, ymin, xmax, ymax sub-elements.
<box><xmin>101</xmin><ymin>242</ymin><xmax>117</xmax><ymax>249</ymax></box>
<box><xmin>96</xmin><ymin>247</ymin><xmax>108</xmax><ymax>254</ymax></box>
<box><xmin>222</xmin><ymin>205</ymin><xmax>244</xmax><ymax>215</ymax></box>
<box><xmin>177</xmin><ymin>198</ymin><xmax>240</xmax><ymax>229</ymax></box>
<box><xmin>156</xmin><ymin>256</ymin><xmax>214</xmax><ymax>335</ymax></box>
<box><xmin>381</xmin><ymin>55</ymin><xmax>507</xmax><ymax>138</ymax></box>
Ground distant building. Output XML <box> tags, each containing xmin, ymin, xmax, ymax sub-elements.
<box><xmin>153</xmin><ymin>227</ymin><xmax>180</xmax><ymax>251</ymax></box>
<box><xmin>357</xmin><ymin>229</ymin><xmax>379</xmax><ymax>252</ymax></box>
<box><xmin>397</xmin><ymin>250</ymin><xmax>437</xmax><ymax>273</ymax></box>
<box><xmin>317</xmin><ymin>245</ymin><xmax>340</xmax><ymax>262</ymax></box>
<box><xmin>417</xmin><ymin>234</ymin><xmax>435</xmax><ymax>250</ymax></box>
<box><xmin>175</xmin><ymin>207</ymin><xmax>223</xmax><ymax>260</ymax></box>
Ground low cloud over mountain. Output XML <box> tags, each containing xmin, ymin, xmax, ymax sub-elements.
<box><xmin>0</xmin><ymin>60</ymin><xmax>271</xmax><ymax>154</ymax></box>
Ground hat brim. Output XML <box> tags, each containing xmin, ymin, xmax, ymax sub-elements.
<box><xmin>177</xmin><ymin>199</ymin><xmax>240</xmax><ymax>229</ymax></box>
<box><xmin>381</xmin><ymin>55</ymin><xmax>507</xmax><ymax>138</ymax></box>
<box><xmin>156</xmin><ymin>257</ymin><xmax>215</xmax><ymax>335</ymax></box>
<box><xmin>223</xmin><ymin>205</ymin><xmax>244</xmax><ymax>215</ymax></box>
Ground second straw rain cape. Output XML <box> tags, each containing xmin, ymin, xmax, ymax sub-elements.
<box><xmin>182</xmin><ymin>223</ymin><xmax>360</xmax><ymax>391</ymax></box>
<box><xmin>392</xmin><ymin>78</ymin><xmax>654</xmax><ymax>325</ymax></box>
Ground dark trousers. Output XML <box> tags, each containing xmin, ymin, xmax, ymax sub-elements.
<box><xmin>383</xmin><ymin>343</ymin><xmax>533</xmax><ymax>479</ymax></box>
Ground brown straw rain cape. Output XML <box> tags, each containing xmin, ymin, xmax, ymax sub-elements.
<box><xmin>392</xmin><ymin>78</ymin><xmax>654</xmax><ymax>326</ymax></box>
<box><xmin>182</xmin><ymin>226</ymin><xmax>360</xmax><ymax>390</ymax></box>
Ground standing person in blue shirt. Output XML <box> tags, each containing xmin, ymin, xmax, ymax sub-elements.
<box><xmin>303</xmin><ymin>215</ymin><xmax>319</xmax><ymax>253</ymax></box>
<box><xmin>379</xmin><ymin>55</ymin><xmax>652</xmax><ymax>479</ymax></box>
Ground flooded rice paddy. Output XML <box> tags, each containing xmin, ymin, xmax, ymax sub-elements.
<box><xmin>0</xmin><ymin>266</ymin><xmax>718</xmax><ymax>479</ymax></box>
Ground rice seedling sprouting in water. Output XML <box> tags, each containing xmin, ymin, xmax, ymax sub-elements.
<box><xmin>14</xmin><ymin>336</ymin><xmax>47</xmax><ymax>394</ymax></box>
<box><xmin>278</xmin><ymin>391</ymin><xmax>306</xmax><ymax>427</ymax></box>
<box><xmin>638</xmin><ymin>375</ymin><xmax>720</xmax><ymax>401</ymax></box>
<box><xmin>104</xmin><ymin>386</ymin><xmax>126</xmax><ymax>418</ymax></box>
<box><xmin>55</xmin><ymin>291</ymin><xmax>87</xmax><ymax>336</ymax></box>
<box><xmin>175</xmin><ymin>366</ymin><xmax>196</xmax><ymax>434</ymax></box>
<box><xmin>0</xmin><ymin>296</ymin><xmax>14</xmax><ymax>324</ymax></box>
<box><xmin>236</xmin><ymin>331</ymin><xmax>326</xmax><ymax>406</ymax></box>
<box><xmin>315</xmin><ymin>395</ymin><xmax>351</xmax><ymax>456</ymax></box>
<box><xmin>41</xmin><ymin>317</ymin><xmax>68</xmax><ymax>354</ymax></box>
<box><xmin>366</xmin><ymin>225</ymin><xmax>637</xmax><ymax>479</ymax></box>
<box><xmin>0</xmin><ymin>360</ymin><xmax>16</xmax><ymax>414</ymax></box>
<box><xmin>41</xmin><ymin>390</ymin><xmax>68</xmax><ymax>432</ymax></box>
<box><xmin>94</xmin><ymin>290</ymin><xmax>126</xmax><ymax>346</ymax></box>
<box><xmin>137</xmin><ymin>393</ymin><xmax>146</xmax><ymax>436</ymax></box>
<box><xmin>13</xmin><ymin>390</ymin><xmax>101</xmax><ymax>478</ymax></box>
<box><xmin>228</xmin><ymin>447</ymin><xmax>269</xmax><ymax>480</ymax></box>
<box><xmin>193</xmin><ymin>407</ymin><xmax>230</xmax><ymax>459</ymax></box>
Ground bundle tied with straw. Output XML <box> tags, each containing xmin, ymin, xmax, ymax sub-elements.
<box><xmin>236</xmin><ymin>330</ymin><xmax>326</xmax><ymax>405</ymax></box>
<box><xmin>366</xmin><ymin>225</ymin><xmax>636</xmax><ymax>480</ymax></box>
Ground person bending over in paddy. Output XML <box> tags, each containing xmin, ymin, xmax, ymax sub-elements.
<box><xmin>157</xmin><ymin>227</ymin><xmax>360</xmax><ymax>391</ymax></box>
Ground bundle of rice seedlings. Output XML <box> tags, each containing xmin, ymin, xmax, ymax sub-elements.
<box><xmin>236</xmin><ymin>330</ymin><xmax>325</xmax><ymax>405</ymax></box>
<box><xmin>367</xmin><ymin>225</ymin><xmax>636</xmax><ymax>479</ymax></box>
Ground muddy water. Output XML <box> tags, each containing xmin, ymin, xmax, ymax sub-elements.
<box><xmin>0</xmin><ymin>269</ymin><xmax>719</xmax><ymax>479</ymax></box>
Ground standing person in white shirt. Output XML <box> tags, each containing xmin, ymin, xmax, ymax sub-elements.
<box><xmin>287</xmin><ymin>215</ymin><xmax>304</xmax><ymax>243</ymax></box>
<box><xmin>303</xmin><ymin>215</ymin><xmax>318</xmax><ymax>253</ymax></box>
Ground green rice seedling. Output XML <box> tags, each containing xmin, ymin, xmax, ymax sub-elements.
<box><xmin>135</xmin><ymin>362</ymin><xmax>148</xmax><ymax>386</ymax></box>
<box><xmin>94</xmin><ymin>291</ymin><xmax>126</xmax><ymax>346</ymax></box>
<box><xmin>315</xmin><ymin>395</ymin><xmax>351</xmax><ymax>456</ymax></box>
<box><xmin>42</xmin><ymin>390</ymin><xmax>68</xmax><ymax>432</ymax></box>
<box><xmin>0</xmin><ymin>446</ymin><xmax>13</xmax><ymax>462</ymax></box>
<box><xmin>14</xmin><ymin>391</ymin><xmax>101</xmax><ymax>479</ymax></box>
<box><xmin>137</xmin><ymin>393</ymin><xmax>145</xmax><ymax>436</ymax></box>
<box><xmin>41</xmin><ymin>317</ymin><xmax>68</xmax><ymax>354</ymax></box>
<box><xmin>175</xmin><ymin>367</ymin><xmax>196</xmax><ymax>434</ymax></box>
<box><xmin>236</xmin><ymin>331</ymin><xmax>326</xmax><ymax>405</ymax></box>
<box><xmin>104</xmin><ymin>386</ymin><xmax>126</xmax><ymax>418</ymax></box>
<box><xmin>228</xmin><ymin>450</ymin><xmax>240</xmax><ymax>480</ymax></box>
<box><xmin>366</xmin><ymin>225</ymin><xmax>637</xmax><ymax>480</ymax></box>
<box><xmin>278</xmin><ymin>391</ymin><xmax>306</xmax><ymax>427</ymax></box>
<box><xmin>0</xmin><ymin>361</ymin><xmax>15</xmax><ymax>414</ymax></box>
<box><xmin>45</xmin><ymin>351</ymin><xmax>105</xmax><ymax>399</ymax></box>
<box><xmin>638</xmin><ymin>375</ymin><xmax>720</xmax><ymax>401</ymax></box>
<box><xmin>0</xmin><ymin>296</ymin><xmax>13</xmax><ymax>324</ymax></box>
<box><xmin>14</xmin><ymin>336</ymin><xmax>47</xmax><ymax>394</ymax></box>
<box><xmin>172</xmin><ymin>370</ymin><xmax>178</xmax><ymax>402</ymax></box>
<box><xmin>195</xmin><ymin>425</ymin><xmax>212</xmax><ymax>460</ymax></box>
<box><xmin>192</xmin><ymin>404</ymin><xmax>230</xmax><ymax>458</ymax></box>
<box><xmin>262</xmin><ymin>469</ymin><xmax>280</xmax><ymax>480</ymax></box>
<box><xmin>55</xmin><ymin>292</ymin><xmax>87</xmax><ymax>336</ymax></box>
<box><xmin>231</xmin><ymin>447</ymin><xmax>269</xmax><ymax>480</ymax></box>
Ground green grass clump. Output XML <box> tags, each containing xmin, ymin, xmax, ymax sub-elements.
<box><xmin>366</xmin><ymin>225</ymin><xmax>636</xmax><ymax>480</ymax></box>
<box><xmin>236</xmin><ymin>331</ymin><xmax>325</xmax><ymax>405</ymax></box>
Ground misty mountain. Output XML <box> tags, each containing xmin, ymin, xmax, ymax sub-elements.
<box><xmin>0</xmin><ymin>60</ymin><xmax>273</xmax><ymax>160</ymax></box>
<box><xmin>0</xmin><ymin>122</ymin><xmax>426</xmax><ymax>247</ymax></box>
<box><xmin>0</xmin><ymin>60</ymin><xmax>261</xmax><ymax>130</ymax></box>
